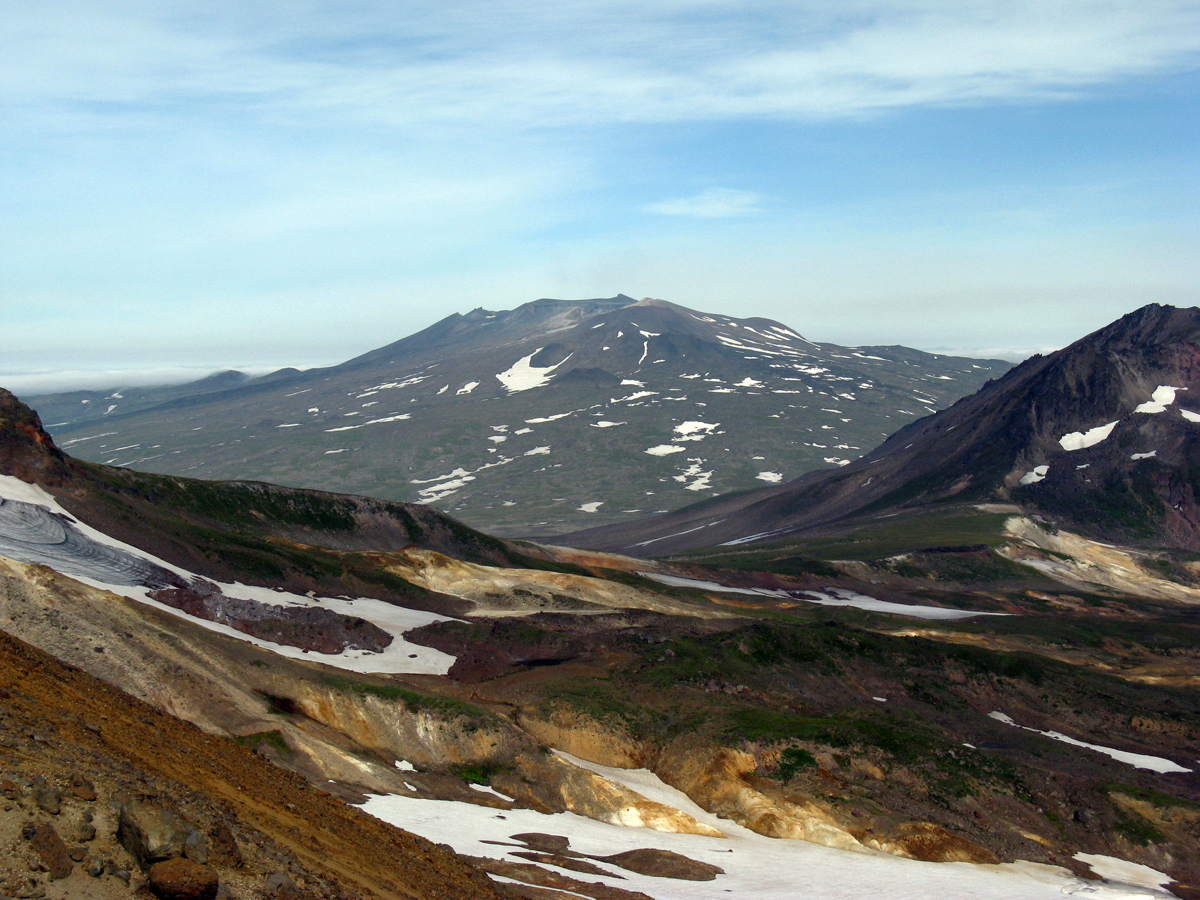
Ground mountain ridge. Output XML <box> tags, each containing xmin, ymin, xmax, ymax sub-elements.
<box><xmin>563</xmin><ymin>302</ymin><xmax>1200</xmax><ymax>555</ymax></box>
<box><xmin>24</xmin><ymin>295</ymin><xmax>1011</xmax><ymax>535</ymax></box>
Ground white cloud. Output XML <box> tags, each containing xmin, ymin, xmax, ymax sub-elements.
<box><xmin>4</xmin><ymin>2</ymin><xmax>1198</xmax><ymax>130</ymax></box>
<box><xmin>645</xmin><ymin>189</ymin><xmax>761</xmax><ymax>218</ymax></box>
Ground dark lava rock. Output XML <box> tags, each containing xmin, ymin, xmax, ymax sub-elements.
<box><xmin>118</xmin><ymin>800</ymin><xmax>192</xmax><ymax>870</ymax></box>
<box><xmin>183</xmin><ymin>829</ymin><xmax>209</xmax><ymax>865</ymax></box>
<box><xmin>594</xmin><ymin>848</ymin><xmax>724</xmax><ymax>881</ymax></box>
<box><xmin>207</xmin><ymin>821</ymin><xmax>241</xmax><ymax>868</ymax></box>
<box><xmin>148</xmin><ymin>857</ymin><xmax>219</xmax><ymax>900</ymax></box>
<box><xmin>31</xmin><ymin>783</ymin><xmax>61</xmax><ymax>815</ymax></box>
<box><xmin>510</xmin><ymin>832</ymin><xmax>573</xmax><ymax>854</ymax></box>
<box><xmin>22</xmin><ymin>823</ymin><xmax>72</xmax><ymax>880</ymax></box>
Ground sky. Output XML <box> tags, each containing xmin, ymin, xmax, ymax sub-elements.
<box><xmin>2</xmin><ymin>1</ymin><xmax>1198</xmax><ymax>394</ymax></box>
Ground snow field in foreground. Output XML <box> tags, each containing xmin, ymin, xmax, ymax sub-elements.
<box><xmin>0</xmin><ymin>475</ymin><xmax>456</xmax><ymax>675</ymax></box>
<box><xmin>361</xmin><ymin>765</ymin><xmax>1172</xmax><ymax>900</ymax></box>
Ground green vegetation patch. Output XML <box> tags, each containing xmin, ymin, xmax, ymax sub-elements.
<box><xmin>323</xmin><ymin>675</ymin><xmax>489</xmax><ymax>723</ymax></box>
<box><xmin>233</xmin><ymin>730</ymin><xmax>292</xmax><ymax>756</ymax></box>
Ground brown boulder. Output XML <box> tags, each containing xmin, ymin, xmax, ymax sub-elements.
<box><xmin>595</xmin><ymin>848</ymin><xmax>724</xmax><ymax>881</ymax></box>
<box><xmin>148</xmin><ymin>857</ymin><xmax>219</xmax><ymax>900</ymax></box>
<box><xmin>23</xmin><ymin>822</ymin><xmax>72</xmax><ymax>880</ymax></box>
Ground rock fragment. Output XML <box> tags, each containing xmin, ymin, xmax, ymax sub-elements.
<box><xmin>22</xmin><ymin>822</ymin><xmax>72</xmax><ymax>880</ymax></box>
<box><xmin>148</xmin><ymin>857</ymin><xmax>220</xmax><ymax>900</ymax></box>
<box><xmin>118</xmin><ymin>800</ymin><xmax>192</xmax><ymax>869</ymax></box>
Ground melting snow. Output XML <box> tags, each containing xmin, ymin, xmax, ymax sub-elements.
<box><xmin>359</xmin><ymin>790</ymin><xmax>1155</xmax><ymax>900</ymax></box>
<box><xmin>496</xmin><ymin>349</ymin><xmax>573</xmax><ymax>392</ymax></box>
<box><xmin>1134</xmin><ymin>385</ymin><xmax>1184</xmax><ymax>414</ymax></box>
<box><xmin>639</xmin><ymin>573</ymin><xmax>1006</xmax><ymax>620</ymax></box>
<box><xmin>1131</xmin><ymin>451</ymin><xmax>1157</xmax><ymax>460</ymax></box>
<box><xmin>988</xmin><ymin>712</ymin><xmax>1190</xmax><ymax>773</ymax></box>
<box><xmin>1059</xmin><ymin>421</ymin><xmax>1119</xmax><ymax>451</ymax></box>
<box><xmin>646</xmin><ymin>445</ymin><xmax>687</xmax><ymax>456</ymax></box>
<box><xmin>525</xmin><ymin>412</ymin><xmax>574</xmax><ymax>423</ymax></box>
<box><xmin>1182</xmin><ymin>410</ymin><xmax>1200</xmax><ymax>423</ymax></box>
<box><xmin>756</xmin><ymin>472</ymin><xmax>783</xmax><ymax>483</ymax></box>
<box><xmin>1019</xmin><ymin>465</ymin><xmax>1049</xmax><ymax>485</ymax></box>
<box><xmin>672</xmin><ymin>421</ymin><xmax>720</xmax><ymax>441</ymax></box>
<box><xmin>613</xmin><ymin>390</ymin><xmax>658</xmax><ymax>403</ymax></box>
<box><xmin>734</xmin><ymin>377</ymin><xmax>763</xmax><ymax>388</ymax></box>
<box><xmin>591</xmin><ymin>421</ymin><xmax>624</xmax><ymax>428</ymax></box>
<box><xmin>524</xmin><ymin>446</ymin><xmax>551</xmax><ymax>456</ymax></box>
<box><xmin>0</xmin><ymin>476</ymin><xmax>456</xmax><ymax>675</ymax></box>
<box><xmin>578</xmin><ymin>502</ymin><xmax>604</xmax><ymax>513</ymax></box>
<box><xmin>456</xmin><ymin>382</ymin><xmax>479</xmax><ymax>395</ymax></box>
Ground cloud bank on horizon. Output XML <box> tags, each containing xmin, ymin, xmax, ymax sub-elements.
<box><xmin>2</xmin><ymin>0</ymin><xmax>1197</xmax><ymax>391</ymax></box>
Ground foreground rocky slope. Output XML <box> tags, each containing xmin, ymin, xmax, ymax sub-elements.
<box><xmin>3</xmin><ymin>386</ymin><xmax>1199</xmax><ymax>898</ymax></box>
<box><xmin>567</xmin><ymin>303</ymin><xmax>1200</xmax><ymax>555</ymax></box>
<box><xmin>0</xmin><ymin>628</ymin><xmax>506</xmax><ymax>900</ymax></box>
<box><xmin>25</xmin><ymin>295</ymin><xmax>1009</xmax><ymax>535</ymax></box>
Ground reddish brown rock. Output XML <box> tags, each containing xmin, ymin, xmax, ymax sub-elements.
<box><xmin>23</xmin><ymin>822</ymin><xmax>72</xmax><ymax>880</ymax></box>
<box><xmin>148</xmin><ymin>857</ymin><xmax>220</xmax><ymax>900</ymax></box>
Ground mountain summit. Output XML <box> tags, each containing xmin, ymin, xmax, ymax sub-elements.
<box><xmin>26</xmin><ymin>296</ymin><xmax>1009</xmax><ymax>535</ymax></box>
<box><xmin>567</xmin><ymin>303</ymin><xmax>1200</xmax><ymax>554</ymax></box>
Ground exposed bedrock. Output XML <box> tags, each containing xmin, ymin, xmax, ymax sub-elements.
<box><xmin>653</xmin><ymin>741</ymin><xmax>864</xmax><ymax>852</ymax></box>
<box><xmin>254</xmin><ymin>675</ymin><xmax>721</xmax><ymax>835</ymax></box>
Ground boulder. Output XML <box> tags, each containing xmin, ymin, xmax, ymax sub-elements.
<box><xmin>22</xmin><ymin>822</ymin><xmax>72</xmax><ymax>880</ymax></box>
<box><xmin>31</xmin><ymin>782</ymin><xmax>61</xmax><ymax>815</ymax></box>
<box><xmin>118</xmin><ymin>801</ymin><xmax>192</xmax><ymax>870</ymax></box>
<box><xmin>148</xmin><ymin>857</ymin><xmax>220</xmax><ymax>900</ymax></box>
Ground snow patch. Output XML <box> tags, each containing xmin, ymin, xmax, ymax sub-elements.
<box><xmin>1134</xmin><ymin>385</ymin><xmax>1184</xmax><ymax>414</ymax></box>
<box><xmin>672</xmin><ymin>421</ymin><xmax>720</xmax><ymax>441</ymax></box>
<box><xmin>756</xmin><ymin>471</ymin><xmax>783</xmax><ymax>483</ymax></box>
<box><xmin>988</xmin><ymin>712</ymin><xmax>1190</xmax><ymax>773</ymax></box>
<box><xmin>1131</xmin><ymin>451</ymin><xmax>1157</xmax><ymax>460</ymax></box>
<box><xmin>456</xmin><ymin>382</ymin><xmax>479</xmax><ymax>395</ymax></box>
<box><xmin>496</xmin><ymin>349</ymin><xmax>573</xmax><ymax>393</ymax></box>
<box><xmin>524</xmin><ymin>446</ymin><xmax>551</xmax><ymax>456</ymax></box>
<box><xmin>1019</xmin><ymin>465</ymin><xmax>1049</xmax><ymax>485</ymax></box>
<box><xmin>645</xmin><ymin>444</ymin><xmax>687</xmax><ymax>456</ymax></box>
<box><xmin>578</xmin><ymin>502</ymin><xmax>604</xmax><ymax>513</ymax></box>
<box><xmin>1059</xmin><ymin>421</ymin><xmax>1118</xmax><ymax>451</ymax></box>
<box><xmin>1182</xmin><ymin>410</ymin><xmax>1200</xmax><ymax>423</ymax></box>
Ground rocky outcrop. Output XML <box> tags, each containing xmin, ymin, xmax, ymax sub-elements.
<box><xmin>653</xmin><ymin>742</ymin><xmax>864</xmax><ymax>851</ymax></box>
<box><xmin>0</xmin><ymin>388</ymin><xmax>69</xmax><ymax>486</ymax></box>
<box><xmin>492</xmin><ymin>752</ymin><xmax>723</xmax><ymax>836</ymax></box>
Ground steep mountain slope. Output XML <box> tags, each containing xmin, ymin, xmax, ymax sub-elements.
<box><xmin>26</xmin><ymin>295</ymin><xmax>1009</xmax><ymax>535</ymax></box>
<box><xmin>0</xmin><ymin>628</ymin><xmax>507</xmax><ymax>900</ymax></box>
<box><xmin>566</xmin><ymin>303</ymin><xmax>1200</xmax><ymax>556</ymax></box>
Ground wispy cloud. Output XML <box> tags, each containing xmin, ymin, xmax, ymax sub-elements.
<box><xmin>645</xmin><ymin>188</ymin><xmax>762</xmax><ymax>218</ymax></box>
<box><xmin>5</xmin><ymin>1</ymin><xmax>1199</xmax><ymax>132</ymax></box>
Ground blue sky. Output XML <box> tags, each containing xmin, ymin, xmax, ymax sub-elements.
<box><xmin>2</xmin><ymin>1</ymin><xmax>1198</xmax><ymax>393</ymax></box>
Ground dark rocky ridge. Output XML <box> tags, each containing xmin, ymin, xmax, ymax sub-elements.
<box><xmin>565</xmin><ymin>303</ymin><xmax>1200</xmax><ymax>554</ymax></box>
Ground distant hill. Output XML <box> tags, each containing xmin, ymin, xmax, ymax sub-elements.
<box><xmin>24</xmin><ymin>295</ymin><xmax>1010</xmax><ymax>535</ymax></box>
<box><xmin>566</xmin><ymin>303</ymin><xmax>1200</xmax><ymax>555</ymax></box>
